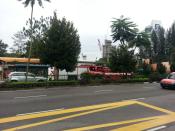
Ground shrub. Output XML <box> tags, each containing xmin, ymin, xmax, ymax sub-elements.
<box><xmin>1</xmin><ymin>81</ymin><xmax>79</xmax><ymax>89</ymax></box>
<box><xmin>170</xmin><ymin>62</ymin><xmax>175</xmax><ymax>72</ymax></box>
<box><xmin>80</xmin><ymin>72</ymin><xmax>103</xmax><ymax>81</ymax></box>
<box><xmin>142</xmin><ymin>63</ymin><xmax>152</xmax><ymax>76</ymax></box>
<box><xmin>149</xmin><ymin>72</ymin><xmax>161</xmax><ymax>82</ymax></box>
<box><xmin>157</xmin><ymin>63</ymin><xmax>166</xmax><ymax>74</ymax></box>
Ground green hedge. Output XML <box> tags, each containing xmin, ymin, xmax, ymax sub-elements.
<box><xmin>0</xmin><ymin>80</ymin><xmax>79</xmax><ymax>89</ymax></box>
<box><xmin>0</xmin><ymin>78</ymin><xmax>149</xmax><ymax>90</ymax></box>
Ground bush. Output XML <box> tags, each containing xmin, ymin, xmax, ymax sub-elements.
<box><xmin>0</xmin><ymin>77</ymin><xmax>149</xmax><ymax>90</ymax></box>
<box><xmin>133</xmin><ymin>74</ymin><xmax>147</xmax><ymax>79</ymax></box>
<box><xmin>149</xmin><ymin>72</ymin><xmax>161</xmax><ymax>82</ymax></box>
<box><xmin>80</xmin><ymin>72</ymin><xmax>103</xmax><ymax>84</ymax></box>
<box><xmin>157</xmin><ymin>63</ymin><xmax>166</xmax><ymax>74</ymax></box>
<box><xmin>142</xmin><ymin>63</ymin><xmax>152</xmax><ymax>76</ymax></box>
<box><xmin>1</xmin><ymin>81</ymin><xmax>79</xmax><ymax>89</ymax></box>
<box><xmin>170</xmin><ymin>62</ymin><xmax>175</xmax><ymax>72</ymax></box>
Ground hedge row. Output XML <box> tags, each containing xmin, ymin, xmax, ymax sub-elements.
<box><xmin>0</xmin><ymin>80</ymin><xmax>79</xmax><ymax>89</ymax></box>
<box><xmin>0</xmin><ymin>78</ymin><xmax>149</xmax><ymax>90</ymax></box>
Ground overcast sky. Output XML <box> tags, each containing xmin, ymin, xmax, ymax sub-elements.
<box><xmin>0</xmin><ymin>0</ymin><xmax>175</xmax><ymax>61</ymax></box>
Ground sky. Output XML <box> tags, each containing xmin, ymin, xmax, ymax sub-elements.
<box><xmin>0</xmin><ymin>0</ymin><xmax>175</xmax><ymax>61</ymax></box>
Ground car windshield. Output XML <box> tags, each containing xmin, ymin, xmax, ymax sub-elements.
<box><xmin>167</xmin><ymin>74</ymin><xmax>175</xmax><ymax>79</ymax></box>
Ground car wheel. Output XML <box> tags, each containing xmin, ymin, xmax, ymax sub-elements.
<box><xmin>161</xmin><ymin>85</ymin><xmax>167</xmax><ymax>89</ymax></box>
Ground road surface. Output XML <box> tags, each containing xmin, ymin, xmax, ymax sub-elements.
<box><xmin>0</xmin><ymin>83</ymin><xmax>175</xmax><ymax>130</ymax></box>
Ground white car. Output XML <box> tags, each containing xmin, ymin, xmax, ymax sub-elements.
<box><xmin>8</xmin><ymin>72</ymin><xmax>47</xmax><ymax>82</ymax></box>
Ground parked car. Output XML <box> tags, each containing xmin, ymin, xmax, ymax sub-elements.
<box><xmin>8</xmin><ymin>72</ymin><xmax>47</xmax><ymax>82</ymax></box>
<box><xmin>160</xmin><ymin>72</ymin><xmax>175</xmax><ymax>89</ymax></box>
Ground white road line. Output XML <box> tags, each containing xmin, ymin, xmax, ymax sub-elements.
<box><xmin>16</xmin><ymin>108</ymin><xmax>64</xmax><ymax>116</ymax></box>
<box><xmin>122</xmin><ymin>98</ymin><xmax>145</xmax><ymax>101</ymax></box>
<box><xmin>94</xmin><ymin>90</ymin><xmax>113</xmax><ymax>93</ymax></box>
<box><xmin>130</xmin><ymin>98</ymin><xmax>145</xmax><ymax>101</ymax></box>
<box><xmin>147</xmin><ymin>126</ymin><xmax>167</xmax><ymax>131</ymax></box>
<box><xmin>14</xmin><ymin>95</ymin><xmax>47</xmax><ymax>99</ymax></box>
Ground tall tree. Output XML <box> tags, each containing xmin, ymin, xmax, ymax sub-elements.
<box><xmin>129</xmin><ymin>31</ymin><xmax>151</xmax><ymax>58</ymax></box>
<box><xmin>0</xmin><ymin>40</ymin><xmax>8</xmax><ymax>56</ymax></box>
<box><xmin>109</xmin><ymin>45</ymin><xmax>136</xmax><ymax>73</ymax></box>
<box><xmin>157</xmin><ymin>27</ymin><xmax>166</xmax><ymax>61</ymax></box>
<box><xmin>151</xmin><ymin>29</ymin><xmax>159</xmax><ymax>62</ymax></box>
<box><xmin>21</xmin><ymin>17</ymin><xmax>51</xmax><ymax>58</ymax></box>
<box><xmin>40</xmin><ymin>13</ymin><xmax>81</xmax><ymax>77</ymax></box>
<box><xmin>166</xmin><ymin>22</ymin><xmax>175</xmax><ymax>63</ymax></box>
<box><xmin>11</xmin><ymin>31</ymin><xmax>27</xmax><ymax>57</ymax></box>
<box><xmin>151</xmin><ymin>26</ymin><xmax>167</xmax><ymax>62</ymax></box>
<box><xmin>18</xmin><ymin>0</ymin><xmax>50</xmax><ymax>81</ymax></box>
<box><xmin>111</xmin><ymin>15</ymin><xmax>138</xmax><ymax>45</ymax></box>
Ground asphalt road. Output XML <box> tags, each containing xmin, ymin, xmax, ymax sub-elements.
<box><xmin>0</xmin><ymin>83</ymin><xmax>175</xmax><ymax>130</ymax></box>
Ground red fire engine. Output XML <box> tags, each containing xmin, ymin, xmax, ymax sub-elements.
<box><xmin>78</xmin><ymin>65</ymin><xmax>132</xmax><ymax>80</ymax></box>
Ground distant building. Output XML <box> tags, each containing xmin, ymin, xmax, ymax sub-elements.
<box><xmin>151</xmin><ymin>20</ymin><xmax>161</xmax><ymax>30</ymax></box>
<box><xmin>145</xmin><ymin>20</ymin><xmax>162</xmax><ymax>33</ymax></box>
<box><xmin>102</xmin><ymin>39</ymin><xmax>112</xmax><ymax>61</ymax></box>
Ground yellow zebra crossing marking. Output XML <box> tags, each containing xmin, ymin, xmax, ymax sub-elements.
<box><xmin>1</xmin><ymin>100</ymin><xmax>175</xmax><ymax>131</ymax></box>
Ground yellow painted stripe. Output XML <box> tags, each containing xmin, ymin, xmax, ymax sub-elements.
<box><xmin>112</xmin><ymin>114</ymin><xmax>175</xmax><ymax>131</ymax></box>
<box><xmin>4</xmin><ymin>102</ymin><xmax>134</xmax><ymax>131</ymax></box>
<box><xmin>65</xmin><ymin>116</ymin><xmax>159</xmax><ymax>131</ymax></box>
<box><xmin>0</xmin><ymin>101</ymin><xmax>136</xmax><ymax>124</ymax></box>
<box><xmin>135</xmin><ymin>101</ymin><xmax>174</xmax><ymax>114</ymax></box>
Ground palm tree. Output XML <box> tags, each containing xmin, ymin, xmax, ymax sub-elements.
<box><xmin>129</xmin><ymin>32</ymin><xmax>151</xmax><ymax>51</ymax></box>
<box><xmin>18</xmin><ymin>0</ymin><xmax>50</xmax><ymax>81</ymax></box>
<box><xmin>111</xmin><ymin>15</ymin><xmax>138</xmax><ymax>45</ymax></box>
<box><xmin>129</xmin><ymin>32</ymin><xmax>151</xmax><ymax>60</ymax></box>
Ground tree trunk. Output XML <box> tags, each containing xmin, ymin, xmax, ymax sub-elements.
<box><xmin>54</xmin><ymin>67</ymin><xmax>59</xmax><ymax>80</ymax></box>
<box><xmin>26</xmin><ymin>4</ymin><xmax>34</xmax><ymax>82</ymax></box>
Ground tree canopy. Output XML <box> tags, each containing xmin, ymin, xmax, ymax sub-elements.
<box><xmin>18</xmin><ymin>0</ymin><xmax>50</xmax><ymax>7</ymax></box>
<box><xmin>111</xmin><ymin>15</ymin><xmax>138</xmax><ymax>45</ymax></box>
<box><xmin>40</xmin><ymin>13</ymin><xmax>81</xmax><ymax>72</ymax></box>
<box><xmin>0</xmin><ymin>40</ymin><xmax>8</xmax><ymax>56</ymax></box>
<box><xmin>109</xmin><ymin>45</ymin><xmax>136</xmax><ymax>73</ymax></box>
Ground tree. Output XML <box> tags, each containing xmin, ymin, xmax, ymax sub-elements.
<box><xmin>40</xmin><ymin>13</ymin><xmax>81</xmax><ymax>76</ymax></box>
<box><xmin>166</xmin><ymin>22</ymin><xmax>175</xmax><ymax>63</ymax></box>
<box><xmin>151</xmin><ymin>26</ymin><xmax>167</xmax><ymax>63</ymax></box>
<box><xmin>142</xmin><ymin>62</ymin><xmax>152</xmax><ymax>76</ymax></box>
<box><xmin>151</xmin><ymin>29</ymin><xmax>159</xmax><ymax>62</ymax></box>
<box><xmin>157</xmin><ymin>27</ymin><xmax>166</xmax><ymax>61</ymax></box>
<box><xmin>157</xmin><ymin>63</ymin><xmax>166</xmax><ymax>74</ymax></box>
<box><xmin>0</xmin><ymin>40</ymin><xmax>8</xmax><ymax>56</ymax></box>
<box><xmin>17</xmin><ymin>17</ymin><xmax>51</xmax><ymax>58</ymax></box>
<box><xmin>11</xmin><ymin>31</ymin><xmax>27</xmax><ymax>57</ymax></box>
<box><xmin>109</xmin><ymin>45</ymin><xmax>136</xmax><ymax>73</ymax></box>
<box><xmin>170</xmin><ymin>62</ymin><xmax>175</xmax><ymax>72</ymax></box>
<box><xmin>129</xmin><ymin>31</ymin><xmax>151</xmax><ymax>58</ymax></box>
<box><xmin>111</xmin><ymin>15</ymin><xmax>138</xmax><ymax>45</ymax></box>
<box><xmin>18</xmin><ymin>0</ymin><xmax>50</xmax><ymax>81</ymax></box>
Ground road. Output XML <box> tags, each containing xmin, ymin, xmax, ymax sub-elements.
<box><xmin>0</xmin><ymin>83</ymin><xmax>175</xmax><ymax>130</ymax></box>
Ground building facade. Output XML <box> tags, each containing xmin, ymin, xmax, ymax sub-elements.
<box><xmin>102</xmin><ymin>39</ymin><xmax>112</xmax><ymax>61</ymax></box>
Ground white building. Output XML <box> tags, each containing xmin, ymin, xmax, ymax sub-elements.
<box><xmin>48</xmin><ymin>61</ymin><xmax>96</xmax><ymax>80</ymax></box>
